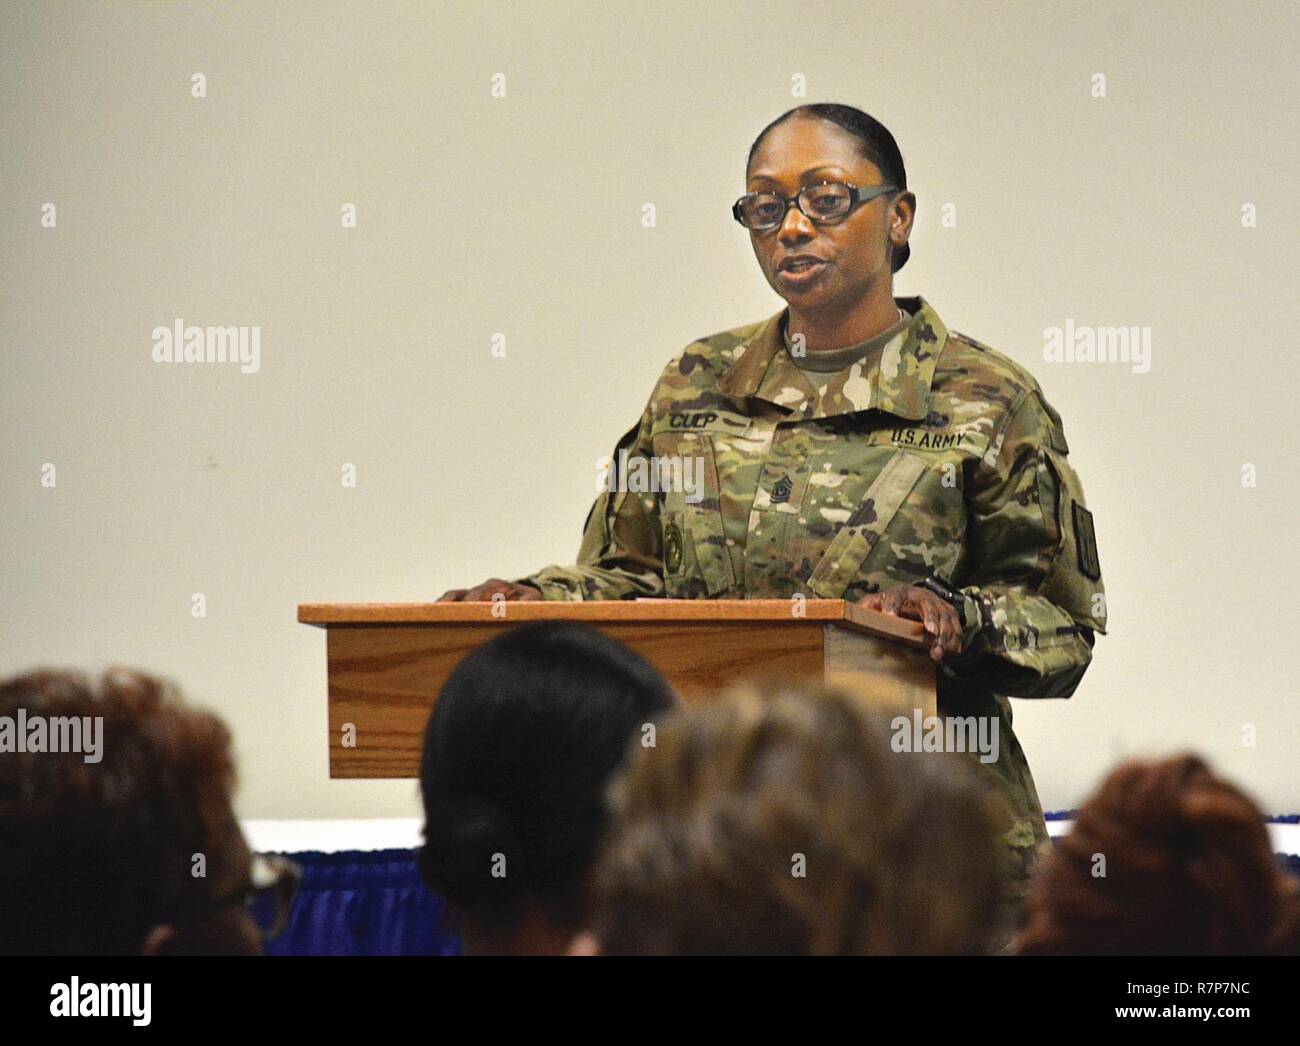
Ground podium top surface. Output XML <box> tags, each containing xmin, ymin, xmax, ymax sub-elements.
<box><xmin>297</xmin><ymin>598</ymin><xmax>927</xmax><ymax>647</ymax></box>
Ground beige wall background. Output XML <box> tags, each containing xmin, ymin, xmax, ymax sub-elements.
<box><xmin>2</xmin><ymin>1</ymin><xmax>1296</xmax><ymax>821</ymax></box>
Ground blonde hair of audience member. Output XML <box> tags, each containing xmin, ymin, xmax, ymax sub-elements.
<box><xmin>575</xmin><ymin>683</ymin><xmax>1012</xmax><ymax>955</ymax></box>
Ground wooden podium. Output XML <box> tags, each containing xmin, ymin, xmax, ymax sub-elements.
<box><xmin>298</xmin><ymin>599</ymin><xmax>935</xmax><ymax>779</ymax></box>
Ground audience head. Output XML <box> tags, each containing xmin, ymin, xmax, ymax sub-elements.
<box><xmin>0</xmin><ymin>667</ymin><xmax>267</xmax><ymax>955</ymax></box>
<box><xmin>1017</xmin><ymin>753</ymin><xmax>1300</xmax><ymax>955</ymax></box>
<box><xmin>582</xmin><ymin>683</ymin><xmax>1010</xmax><ymax>955</ymax></box>
<box><xmin>418</xmin><ymin>623</ymin><xmax>676</xmax><ymax>954</ymax></box>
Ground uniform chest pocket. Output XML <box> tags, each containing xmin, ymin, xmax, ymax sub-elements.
<box><xmin>804</xmin><ymin>450</ymin><xmax>931</xmax><ymax>598</ymax></box>
<box><xmin>652</xmin><ymin>432</ymin><xmax>736</xmax><ymax>597</ymax></box>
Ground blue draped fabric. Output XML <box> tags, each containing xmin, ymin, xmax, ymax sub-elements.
<box><xmin>264</xmin><ymin>817</ymin><xmax>1300</xmax><ymax>956</ymax></box>
<box><xmin>263</xmin><ymin>849</ymin><xmax>462</xmax><ymax>957</ymax></box>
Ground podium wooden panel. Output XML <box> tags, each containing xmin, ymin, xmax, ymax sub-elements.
<box><xmin>298</xmin><ymin>599</ymin><xmax>935</xmax><ymax>779</ymax></box>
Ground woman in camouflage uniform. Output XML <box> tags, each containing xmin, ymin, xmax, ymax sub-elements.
<box><xmin>440</xmin><ymin>103</ymin><xmax>1107</xmax><ymax>918</ymax></box>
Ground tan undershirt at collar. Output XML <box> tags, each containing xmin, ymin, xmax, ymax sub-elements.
<box><xmin>784</xmin><ymin>306</ymin><xmax>912</xmax><ymax>374</ymax></box>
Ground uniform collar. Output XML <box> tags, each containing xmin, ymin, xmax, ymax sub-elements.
<box><xmin>717</xmin><ymin>295</ymin><xmax>947</xmax><ymax>422</ymax></box>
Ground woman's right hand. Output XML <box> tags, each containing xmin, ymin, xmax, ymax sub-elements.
<box><xmin>436</xmin><ymin>578</ymin><xmax>544</xmax><ymax>602</ymax></box>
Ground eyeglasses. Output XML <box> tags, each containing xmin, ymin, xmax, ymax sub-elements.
<box><xmin>732</xmin><ymin>180</ymin><xmax>898</xmax><ymax>232</ymax></box>
<box><xmin>212</xmin><ymin>853</ymin><xmax>303</xmax><ymax>941</ymax></box>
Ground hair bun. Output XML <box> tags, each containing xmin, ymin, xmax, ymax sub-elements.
<box><xmin>419</xmin><ymin>794</ymin><xmax>521</xmax><ymax>901</ymax></box>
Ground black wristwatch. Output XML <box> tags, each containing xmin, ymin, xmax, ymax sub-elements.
<box><xmin>918</xmin><ymin>574</ymin><xmax>970</xmax><ymax>631</ymax></box>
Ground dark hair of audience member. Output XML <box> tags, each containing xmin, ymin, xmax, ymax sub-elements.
<box><xmin>0</xmin><ymin>667</ymin><xmax>260</xmax><ymax>956</ymax></box>
<box><xmin>584</xmin><ymin>683</ymin><xmax>1011</xmax><ymax>955</ymax></box>
<box><xmin>418</xmin><ymin>623</ymin><xmax>677</xmax><ymax>954</ymax></box>
<box><xmin>1016</xmin><ymin>753</ymin><xmax>1300</xmax><ymax>955</ymax></box>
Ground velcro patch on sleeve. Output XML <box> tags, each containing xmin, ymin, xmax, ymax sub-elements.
<box><xmin>1072</xmin><ymin>501</ymin><xmax>1101</xmax><ymax>581</ymax></box>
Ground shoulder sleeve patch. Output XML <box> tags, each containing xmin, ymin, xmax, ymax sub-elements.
<box><xmin>1047</xmin><ymin>418</ymin><xmax>1070</xmax><ymax>454</ymax></box>
<box><xmin>1072</xmin><ymin>501</ymin><xmax>1101</xmax><ymax>581</ymax></box>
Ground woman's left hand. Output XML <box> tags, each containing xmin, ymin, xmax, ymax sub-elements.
<box><xmin>858</xmin><ymin>585</ymin><xmax>964</xmax><ymax>664</ymax></box>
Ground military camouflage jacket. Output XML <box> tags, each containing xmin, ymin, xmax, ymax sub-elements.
<box><xmin>520</xmin><ymin>295</ymin><xmax>1107</xmax><ymax>885</ymax></box>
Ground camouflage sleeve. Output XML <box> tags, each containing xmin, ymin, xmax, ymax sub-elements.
<box><xmin>514</xmin><ymin>400</ymin><xmax>666</xmax><ymax>601</ymax></box>
<box><xmin>946</xmin><ymin>387</ymin><xmax>1108</xmax><ymax>699</ymax></box>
